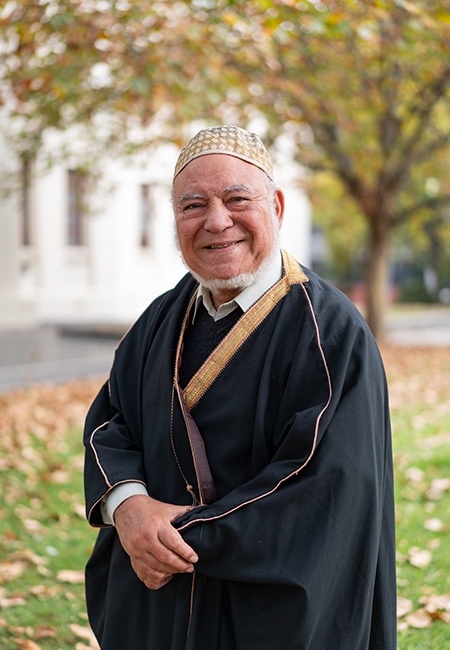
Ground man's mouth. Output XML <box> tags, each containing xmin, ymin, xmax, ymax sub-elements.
<box><xmin>206</xmin><ymin>241</ymin><xmax>240</xmax><ymax>250</ymax></box>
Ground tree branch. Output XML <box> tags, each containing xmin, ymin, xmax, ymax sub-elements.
<box><xmin>392</xmin><ymin>194</ymin><xmax>450</xmax><ymax>226</ymax></box>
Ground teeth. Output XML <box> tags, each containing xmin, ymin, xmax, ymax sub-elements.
<box><xmin>209</xmin><ymin>242</ymin><xmax>236</xmax><ymax>249</ymax></box>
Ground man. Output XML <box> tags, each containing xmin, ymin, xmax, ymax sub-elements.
<box><xmin>84</xmin><ymin>125</ymin><xmax>396</xmax><ymax>649</ymax></box>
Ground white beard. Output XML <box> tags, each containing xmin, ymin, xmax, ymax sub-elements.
<box><xmin>186</xmin><ymin>230</ymin><xmax>281</xmax><ymax>295</ymax></box>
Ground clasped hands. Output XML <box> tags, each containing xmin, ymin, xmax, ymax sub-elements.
<box><xmin>114</xmin><ymin>494</ymin><xmax>198</xmax><ymax>590</ymax></box>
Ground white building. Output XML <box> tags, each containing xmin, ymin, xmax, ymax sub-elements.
<box><xmin>0</xmin><ymin>126</ymin><xmax>311</xmax><ymax>331</ymax></box>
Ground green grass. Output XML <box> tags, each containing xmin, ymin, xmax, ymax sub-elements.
<box><xmin>394</xmin><ymin>400</ymin><xmax>450</xmax><ymax>649</ymax></box>
<box><xmin>0</xmin><ymin>428</ymin><xmax>98</xmax><ymax>649</ymax></box>
<box><xmin>0</xmin><ymin>359</ymin><xmax>449</xmax><ymax>648</ymax></box>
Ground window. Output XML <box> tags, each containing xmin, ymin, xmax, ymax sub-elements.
<box><xmin>67</xmin><ymin>169</ymin><xmax>86</xmax><ymax>245</ymax></box>
<box><xmin>140</xmin><ymin>183</ymin><xmax>155</xmax><ymax>248</ymax></box>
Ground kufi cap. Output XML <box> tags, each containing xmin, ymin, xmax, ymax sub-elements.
<box><xmin>173</xmin><ymin>125</ymin><xmax>274</xmax><ymax>180</ymax></box>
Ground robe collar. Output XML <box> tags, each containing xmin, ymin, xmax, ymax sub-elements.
<box><xmin>192</xmin><ymin>251</ymin><xmax>283</xmax><ymax>323</ymax></box>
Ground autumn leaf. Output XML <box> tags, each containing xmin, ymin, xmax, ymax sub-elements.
<box><xmin>34</xmin><ymin>625</ymin><xmax>57</xmax><ymax>639</ymax></box>
<box><xmin>0</xmin><ymin>560</ymin><xmax>28</xmax><ymax>582</ymax></box>
<box><xmin>57</xmin><ymin>570</ymin><xmax>85</xmax><ymax>584</ymax></box>
<box><xmin>420</xmin><ymin>592</ymin><xmax>450</xmax><ymax>622</ymax></box>
<box><xmin>0</xmin><ymin>595</ymin><xmax>27</xmax><ymax>607</ymax></box>
<box><xmin>15</xmin><ymin>641</ymin><xmax>43</xmax><ymax>650</ymax></box>
<box><xmin>69</xmin><ymin>623</ymin><xmax>100</xmax><ymax>649</ymax></box>
<box><xmin>397</xmin><ymin>596</ymin><xmax>413</xmax><ymax>618</ymax></box>
<box><xmin>408</xmin><ymin>547</ymin><xmax>432</xmax><ymax>568</ymax></box>
<box><xmin>423</xmin><ymin>518</ymin><xmax>444</xmax><ymax>532</ymax></box>
<box><xmin>405</xmin><ymin>607</ymin><xmax>433</xmax><ymax>629</ymax></box>
<box><xmin>427</xmin><ymin>478</ymin><xmax>450</xmax><ymax>500</ymax></box>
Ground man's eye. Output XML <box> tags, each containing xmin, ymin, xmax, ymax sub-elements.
<box><xmin>184</xmin><ymin>203</ymin><xmax>202</xmax><ymax>211</ymax></box>
<box><xmin>228</xmin><ymin>196</ymin><xmax>249</xmax><ymax>207</ymax></box>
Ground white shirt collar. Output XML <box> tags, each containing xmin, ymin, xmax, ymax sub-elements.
<box><xmin>192</xmin><ymin>251</ymin><xmax>283</xmax><ymax>322</ymax></box>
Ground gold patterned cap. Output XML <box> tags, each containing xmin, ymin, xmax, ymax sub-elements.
<box><xmin>173</xmin><ymin>125</ymin><xmax>274</xmax><ymax>180</ymax></box>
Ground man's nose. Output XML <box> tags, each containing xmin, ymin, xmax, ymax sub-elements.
<box><xmin>203</xmin><ymin>200</ymin><xmax>234</xmax><ymax>232</ymax></box>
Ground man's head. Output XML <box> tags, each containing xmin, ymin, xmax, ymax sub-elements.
<box><xmin>172</xmin><ymin>126</ymin><xmax>285</xmax><ymax>306</ymax></box>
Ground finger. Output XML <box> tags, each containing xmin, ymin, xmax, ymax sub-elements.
<box><xmin>131</xmin><ymin>559</ymin><xmax>174</xmax><ymax>590</ymax></box>
<box><xmin>147</xmin><ymin>551</ymin><xmax>195</xmax><ymax>575</ymax></box>
<box><xmin>157</xmin><ymin>527</ymin><xmax>198</xmax><ymax>565</ymax></box>
<box><xmin>148</xmin><ymin>544</ymin><xmax>196</xmax><ymax>574</ymax></box>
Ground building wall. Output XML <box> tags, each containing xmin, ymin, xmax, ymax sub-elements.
<box><xmin>0</xmin><ymin>129</ymin><xmax>311</xmax><ymax>330</ymax></box>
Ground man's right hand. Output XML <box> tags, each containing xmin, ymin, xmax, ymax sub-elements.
<box><xmin>113</xmin><ymin>494</ymin><xmax>198</xmax><ymax>590</ymax></box>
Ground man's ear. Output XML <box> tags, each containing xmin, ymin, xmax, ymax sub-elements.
<box><xmin>274</xmin><ymin>189</ymin><xmax>285</xmax><ymax>227</ymax></box>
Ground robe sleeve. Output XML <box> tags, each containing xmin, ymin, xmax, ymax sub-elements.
<box><xmin>83</xmin><ymin>374</ymin><xmax>148</xmax><ymax>526</ymax></box>
<box><xmin>82</xmin><ymin>292</ymin><xmax>161</xmax><ymax>528</ymax></box>
<box><xmin>173</xmin><ymin>329</ymin><xmax>395</xmax><ymax>594</ymax></box>
<box><xmin>83</xmin><ymin>279</ymin><xmax>194</xmax><ymax>527</ymax></box>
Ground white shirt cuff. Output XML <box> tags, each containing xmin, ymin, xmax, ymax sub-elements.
<box><xmin>101</xmin><ymin>482</ymin><xmax>149</xmax><ymax>525</ymax></box>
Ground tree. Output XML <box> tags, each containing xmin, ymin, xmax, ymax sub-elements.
<box><xmin>203</xmin><ymin>0</ymin><xmax>450</xmax><ymax>338</ymax></box>
<box><xmin>0</xmin><ymin>0</ymin><xmax>222</xmax><ymax>159</ymax></box>
<box><xmin>3</xmin><ymin>0</ymin><xmax>450</xmax><ymax>338</ymax></box>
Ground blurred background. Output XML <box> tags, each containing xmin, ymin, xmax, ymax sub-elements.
<box><xmin>0</xmin><ymin>4</ymin><xmax>450</xmax><ymax>648</ymax></box>
<box><xmin>1</xmin><ymin>0</ymin><xmax>450</xmax><ymax>385</ymax></box>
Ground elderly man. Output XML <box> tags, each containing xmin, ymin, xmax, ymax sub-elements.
<box><xmin>84</xmin><ymin>125</ymin><xmax>396</xmax><ymax>649</ymax></box>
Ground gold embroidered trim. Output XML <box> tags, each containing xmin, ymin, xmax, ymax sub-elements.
<box><xmin>176</xmin><ymin>279</ymin><xmax>333</xmax><ymax>534</ymax></box>
<box><xmin>181</xmin><ymin>250</ymin><xmax>308</xmax><ymax>410</ymax></box>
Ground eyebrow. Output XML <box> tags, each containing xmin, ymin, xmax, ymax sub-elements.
<box><xmin>177</xmin><ymin>184</ymin><xmax>259</xmax><ymax>208</ymax></box>
<box><xmin>177</xmin><ymin>192</ymin><xmax>206</xmax><ymax>207</ymax></box>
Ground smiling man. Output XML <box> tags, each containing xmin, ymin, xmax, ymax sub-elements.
<box><xmin>83</xmin><ymin>126</ymin><xmax>397</xmax><ymax>650</ymax></box>
<box><xmin>174</xmin><ymin>151</ymin><xmax>284</xmax><ymax>306</ymax></box>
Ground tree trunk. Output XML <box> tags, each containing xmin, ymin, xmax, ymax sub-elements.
<box><xmin>364</xmin><ymin>221</ymin><xmax>390</xmax><ymax>341</ymax></box>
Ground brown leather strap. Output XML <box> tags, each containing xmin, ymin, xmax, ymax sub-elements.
<box><xmin>172</xmin><ymin>250</ymin><xmax>308</xmax><ymax>505</ymax></box>
<box><xmin>176</xmin><ymin>341</ymin><xmax>217</xmax><ymax>505</ymax></box>
<box><xmin>175</xmin><ymin>381</ymin><xmax>217</xmax><ymax>505</ymax></box>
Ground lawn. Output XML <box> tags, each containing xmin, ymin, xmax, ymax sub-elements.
<box><xmin>0</xmin><ymin>346</ymin><xmax>449</xmax><ymax>649</ymax></box>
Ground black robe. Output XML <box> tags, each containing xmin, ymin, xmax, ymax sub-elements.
<box><xmin>83</xmin><ymin>256</ymin><xmax>396</xmax><ymax>650</ymax></box>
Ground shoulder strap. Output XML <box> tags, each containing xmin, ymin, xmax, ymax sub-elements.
<box><xmin>173</xmin><ymin>250</ymin><xmax>308</xmax><ymax>505</ymax></box>
<box><xmin>183</xmin><ymin>250</ymin><xmax>308</xmax><ymax>410</ymax></box>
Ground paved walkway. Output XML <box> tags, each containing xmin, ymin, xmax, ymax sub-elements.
<box><xmin>385</xmin><ymin>305</ymin><xmax>450</xmax><ymax>346</ymax></box>
<box><xmin>0</xmin><ymin>326</ymin><xmax>122</xmax><ymax>393</ymax></box>
<box><xmin>0</xmin><ymin>306</ymin><xmax>449</xmax><ymax>393</ymax></box>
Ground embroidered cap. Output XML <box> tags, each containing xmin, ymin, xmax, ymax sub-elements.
<box><xmin>173</xmin><ymin>125</ymin><xmax>274</xmax><ymax>180</ymax></box>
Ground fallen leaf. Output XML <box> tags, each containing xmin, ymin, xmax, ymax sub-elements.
<box><xmin>57</xmin><ymin>570</ymin><xmax>85</xmax><ymax>584</ymax></box>
<box><xmin>420</xmin><ymin>592</ymin><xmax>450</xmax><ymax>615</ymax></box>
<box><xmin>405</xmin><ymin>607</ymin><xmax>432</xmax><ymax>628</ymax></box>
<box><xmin>397</xmin><ymin>596</ymin><xmax>413</xmax><ymax>618</ymax></box>
<box><xmin>23</xmin><ymin>519</ymin><xmax>43</xmax><ymax>533</ymax></box>
<box><xmin>73</xmin><ymin>503</ymin><xmax>87</xmax><ymax>519</ymax></box>
<box><xmin>426</xmin><ymin>478</ymin><xmax>450</xmax><ymax>500</ymax></box>
<box><xmin>408</xmin><ymin>547</ymin><xmax>432</xmax><ymax>568</ymax></box>
<box><xmin>70</xmin><ymin>623</ymin><xmax>100</xmax><ymax>648</ymax></box>
<box><xmin>423</xmin><ymin>518</ymin><xmax>444</xmax><ymax>532</ymax></box>
<box><xmin>34</xmin><ymin>625</ymin><xmax>57</xmax><ymax>639</ymax></box>
<box><xmin>28</xmin><ymin>584</ymin><xmax>60</xmax><ymax>598</ymax></box>
<box><xmin>0</xmin><ymin>595</ymin><xmax>27</xmax><ymax>607</ymax></box>
<box><xmin>9</xmin><ymin>625</ymin><xmax>33</xmax><ymax>635</ymax></box>
<box><xmin>15</xmin><ymin>640</ymin><xmax>43</xmax><ymax>650</ymax></box>
<box><xmin>405</xmin><ymin>467</ymin><xmax>425</xmax><ymax>483</ymax></box>
<box><xmin>49</xmin><ymin>469</ymin><xmax>69</xmax><ymax>483</ymax></box>
<box><xmin>0</xmin><ymin>560</ymin><xmax>28</xmax><ymax>582</ymax></box>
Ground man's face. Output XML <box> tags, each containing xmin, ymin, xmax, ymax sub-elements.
<box><xmin>173</xmin><ymin>154</ymin><xmax>284</xmax><ymax>286</ymax></box>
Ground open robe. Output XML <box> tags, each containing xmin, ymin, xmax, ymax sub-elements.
<box><xmin>83</xmin><ymin>252</ymin><xmax>396</xmax><ymax>650</ymax></box>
